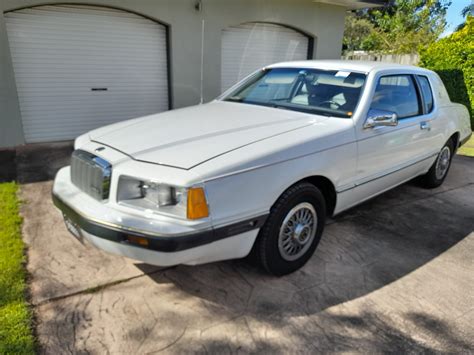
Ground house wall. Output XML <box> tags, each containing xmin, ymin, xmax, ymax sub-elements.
<box><xmin>0</xmin><ymin>0</ymin><xmax>347</xmax><ymax>148</ymax></box>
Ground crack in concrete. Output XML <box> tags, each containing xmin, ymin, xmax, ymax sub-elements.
<box><xmin>145</xmin><ymin>325</ymin><xmax>187</xmax><ymax>354</ymax></box>
<box><xmin>34</xmin><ymin>266</ymin><xmax>175</xmax><ymax>307</ymax></box>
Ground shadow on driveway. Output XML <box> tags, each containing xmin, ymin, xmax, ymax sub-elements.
<box><xmin>0</xmin><ymin>142</ymin><xmax>73</xmax><ymax>184</ymax></box>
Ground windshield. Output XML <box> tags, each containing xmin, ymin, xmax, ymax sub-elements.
<box><xmin>223</xmin><ymin>68</ymin><xmax>366</xmax><ymax>118</ymax></box>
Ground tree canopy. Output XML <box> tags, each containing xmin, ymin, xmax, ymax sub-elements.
<box><xmin>456</xmin><ymin>3</ymin><xmax>473</xmax><ymax>31</ymax></box>
<box><xmin>343</xmin><ymin>0</ymin><xmax>451</xmax><ymax>53</ymax></box>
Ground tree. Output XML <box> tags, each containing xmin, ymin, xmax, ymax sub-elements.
<box><xmin>343</xmin><ymin>14</ymin><xmax>379</xmax><ymax>51</ymax></box>
<box><xmin>343</xmin><ymin>0</ymin><xmax>451</xmax><ymax>53</ymax></box>
<box><xmin>455</xmin><ymin>3</ymin><xmax>473</xmax><ymax>31</ymax></box>
<box><xmin>461</xmin><ymin>3</ymin><xmax>473</xmax><ymax>17</ymax></box>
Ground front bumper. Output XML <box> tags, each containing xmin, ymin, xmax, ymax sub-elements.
<box><xmin>52</xmin><ymin>167</ymin><xmax>267</xmax><ymax>265</ymax></box>
<box><xmin>52</xmin><ymin>192</ymin><xmax>266</xmax><ymax>253</ymax></box>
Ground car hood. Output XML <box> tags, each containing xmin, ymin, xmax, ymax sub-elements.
<box><xmin>90</xmin><ymin>101</ymin><xmax>327</xmax><ymax>169</ymax></box>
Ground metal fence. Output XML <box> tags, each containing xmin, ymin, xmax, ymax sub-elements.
<box><xmin>342</xmin><ymin>52</ymin><xmax>420</xmax><ymax>65</ymax></box>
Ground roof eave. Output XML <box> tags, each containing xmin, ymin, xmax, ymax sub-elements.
<box><xmin>313</xmin><ymin>0</ymin><xmax>386</xmax><ymax>10</ymax></box>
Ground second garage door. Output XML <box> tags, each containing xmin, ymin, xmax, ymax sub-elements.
<box><xmin>5</xmin><ymin>5</ymin><xmax>169</xmax><ymax>143</ymax></box>
<box><xmin>221</xmin><ymin>23</ymin><xmax>311</xmax><ymax>92</ymax></box>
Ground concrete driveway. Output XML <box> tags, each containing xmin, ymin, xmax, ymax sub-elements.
<box><xmin>20</xmin><ymin>154</ymin><xmax>474</xmax><ymax>353</ymax></box>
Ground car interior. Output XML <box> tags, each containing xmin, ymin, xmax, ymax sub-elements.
<box><xmin>292</xmin><ymin>72</ymin><xmax>365</xmax><ymax>113</ymax></box>
<box><xmin>370</xmin><ymin>75</ymin><xmax>420</xmax><ymax>118</ymax></box>
<box><xmin>228</xmin><ymin>68</ymin><xmax>367</xmax><ymax>117</ymax></box>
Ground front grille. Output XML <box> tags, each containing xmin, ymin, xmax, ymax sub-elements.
<box><xmin>71</xmin><ymin>150</ymin><xmax>112</xmax><ymax>201</ymax></box>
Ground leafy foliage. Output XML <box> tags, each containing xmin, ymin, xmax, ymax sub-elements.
<box><xmin>343</xmin><ymin>0</ymin><xmax>451</xmax><ymax>53</ymax></box>
<box><xmin>461</xmin><ymin>4</ymin><xmax>473</xmax><ymax>17</ymax></box>
<box><xmin>419</xmin><ymin>17</ymin><xmax>474</xmax><ymax>127</ymax></box>
<box><xmin>456</xmin><ymin>3</ymin><xmax>473</xmax><ymax>31</ymax></box>
<box><xmin>0</xmin><ymin>183</ymin><xmax>35</xmax><ymax>354</ymax></box>
<box><xmin>343</xmin><ymin>14</ymin><xmax>379</xmax><ymax>52</ymax></box>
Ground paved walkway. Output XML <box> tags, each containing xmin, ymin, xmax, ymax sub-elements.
<box><xmin>21</xmin><ymin>156</ymin><xmax>474</xmax><ymax>353</ymax></box>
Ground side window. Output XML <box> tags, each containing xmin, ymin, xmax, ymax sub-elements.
<box><xmin>370</xmin><ymin>75</ymin><xmax>421</xmax><ymax>119</ymax></box>
<box><xmin>417</xmin><ymin>75</ymin><xmax>434</xmax><ymax>113</ymax></box>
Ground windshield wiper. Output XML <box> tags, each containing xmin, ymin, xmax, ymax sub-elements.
<box><xmin>226</xmin><ymin>96</ymin><xmax>243</xmax><ymax>102</ymax></box>
<box><xmin>268</xmin><ymin>100</ymin><xmax>335</xmax><ymax>116</ymax></box>
<box><xmin>269</xmin><ymin>98</ymin><xmax>290</xmax><ymax>102</ymax></box>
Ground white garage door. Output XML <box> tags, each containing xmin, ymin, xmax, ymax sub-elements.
<box><xmin>221</xmin><ymin>23</ymin><xmax>310</xmax><ymax>92</ymax></box>
<box><xmin>5</xmin><ymin>5</ymin><xmax>169</xmax><ymax>143</ymax></box>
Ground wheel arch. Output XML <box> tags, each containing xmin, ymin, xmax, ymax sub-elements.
<box><xmin>449</xmin><ymin>131</ymin><xmax>460</xmax><ymax>151</ymax></box>
<box><xmin>302</xmin><ymin>176</ymin><xmax>337</xmax><ymax>217</ymax></box>
<box><xmin>273</xmin><ymin>175</ymin><xmax>337</xmax><ymax>217</ymax></box>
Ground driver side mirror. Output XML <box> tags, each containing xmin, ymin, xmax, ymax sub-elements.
<box><xmin>364</xmin><ymin>109</ymin><xmax>398</xmax><ymax>129</ymax></box>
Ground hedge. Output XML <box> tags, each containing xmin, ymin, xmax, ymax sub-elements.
<box><xmin>419</xmin><ymin>17</ymin><xmax>473</xmax><ymax>129</ymax></box>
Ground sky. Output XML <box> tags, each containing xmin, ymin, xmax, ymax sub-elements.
<box><xmin>441</xmin><ymin>0</ymin><xmax>472</xmax><ymax>37</ymax></box>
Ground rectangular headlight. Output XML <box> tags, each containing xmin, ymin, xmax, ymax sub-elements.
<box><xmin>117</xmin><ymin>176</ymin><xmax>208</xmax><ymax>219</ymax></box>
<box><xmin>143</xmin><ymin>184</ymin><xmax>178</xmax><ymax>207</ymax></box>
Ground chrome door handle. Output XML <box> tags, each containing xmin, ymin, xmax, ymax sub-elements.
<box><xmin>420</xmin><ymin>121</ymin><xmax>431</xmax><ymax>131</ymax></box>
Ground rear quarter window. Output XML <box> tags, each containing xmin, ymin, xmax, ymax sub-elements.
<box><xmin>431</xmin><ymin>73</ymin><xmax>451</xmax><ymax>104</ymax></box>
<box><xmin>417</xmin><ymin>75</ymin><xmax>434</xmax><ymax>113</ymax></box>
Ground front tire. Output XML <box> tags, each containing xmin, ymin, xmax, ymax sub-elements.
<box><xmin>420</xmin><ymin>139</ymin><xmax>455</xmax><ymax>188</ymax></box>
<box><xmin>255</xmin><ymin>182</ymin><xmax>326</xmax><ymax>276</ymax></box>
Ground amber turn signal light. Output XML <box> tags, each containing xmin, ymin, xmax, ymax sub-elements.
<box><xmin>187</xmin><ymin>187</ymin><xmax>209</xmax><ymax>220</ymax></box>
<box><xmin>126</xmin><ymin>235</ymin><xmax>149</xmax><ymax>247</ymax></box>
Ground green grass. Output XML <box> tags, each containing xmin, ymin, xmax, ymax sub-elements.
<box><xmin>0</xmin><ymin>183</ymin><xmax>35</xmax><ymax>354</ymax></box>
<box><xmin>458</xmin><ymin>134</ymin><xmax>474</xmax><ymax>157</ymax></box>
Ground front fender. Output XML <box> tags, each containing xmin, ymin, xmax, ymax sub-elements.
<box><xmin>203</xmin><ymin>143</ymin><xmax>355</xmax><ymax>229</ymax></box>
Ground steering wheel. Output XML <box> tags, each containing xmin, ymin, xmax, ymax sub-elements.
<box><xmin>318</xmin><ymin>100</ymin><xmax>342</xmax><ymax>109</ymax></box>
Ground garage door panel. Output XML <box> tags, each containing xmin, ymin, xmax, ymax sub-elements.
<box><xmin>221</xmin><ymin>23</ymin><xmax>310</xmax><ymax>92</ymax></box>
<box><xmin>6</xmin><ymin>38</ymin><xmax>166</xmax><ymax>51</ymax></box>
<box><xmin>6</xmin><ymin>13</ymin><xmax>159</xmax><ymax>27</ymax></box>
<box><xmin>6</xmin><ymin>25</ymin><xmax>165</xmax><ymax>43</ymax></box>
<box><xmin>5</xmin><ymin>5</ymin><xmax>169</xmax><ymax>143</ymax></box>
<box><xmin>10</xmin><ymin>5</ymin><xmax>155</xmax><ymax>23</ymax></box>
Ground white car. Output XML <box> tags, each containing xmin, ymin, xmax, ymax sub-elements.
<box><xmin>53</xmin><ymin>60</ymin><xmax>472</xmax><ymax>275</ymax></box>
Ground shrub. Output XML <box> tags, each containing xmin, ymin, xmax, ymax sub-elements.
<box><xmin>419</xmin><ymin>17</ymin><xmax>473</xmax><ymax>128</ymax></box>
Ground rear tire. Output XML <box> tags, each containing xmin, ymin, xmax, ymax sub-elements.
<box><xmin>255</xmin><ymin>182</ymin><xmax>326</xmax><ymax>276</ymax></box>
<box><xmin>419</xmin><ymin>139</ymin><xmax>455</xmax><ymax>189</ymax></box>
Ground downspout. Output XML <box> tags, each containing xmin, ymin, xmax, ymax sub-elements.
<box><xmin>200</xmin><ymin>18</ymin><xmax>205</xmax><ymax>104</ymax></box>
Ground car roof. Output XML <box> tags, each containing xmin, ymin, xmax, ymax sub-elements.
<box><xmin>267</xmin><ymin>60</ymin><xmax>432</xmax><ymax>74</ymax></box>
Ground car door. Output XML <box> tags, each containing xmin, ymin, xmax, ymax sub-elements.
<box><xmin>350</xmin><ymin>71</ymin><xmax>439</xmax><ymax>203</ymax></box>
